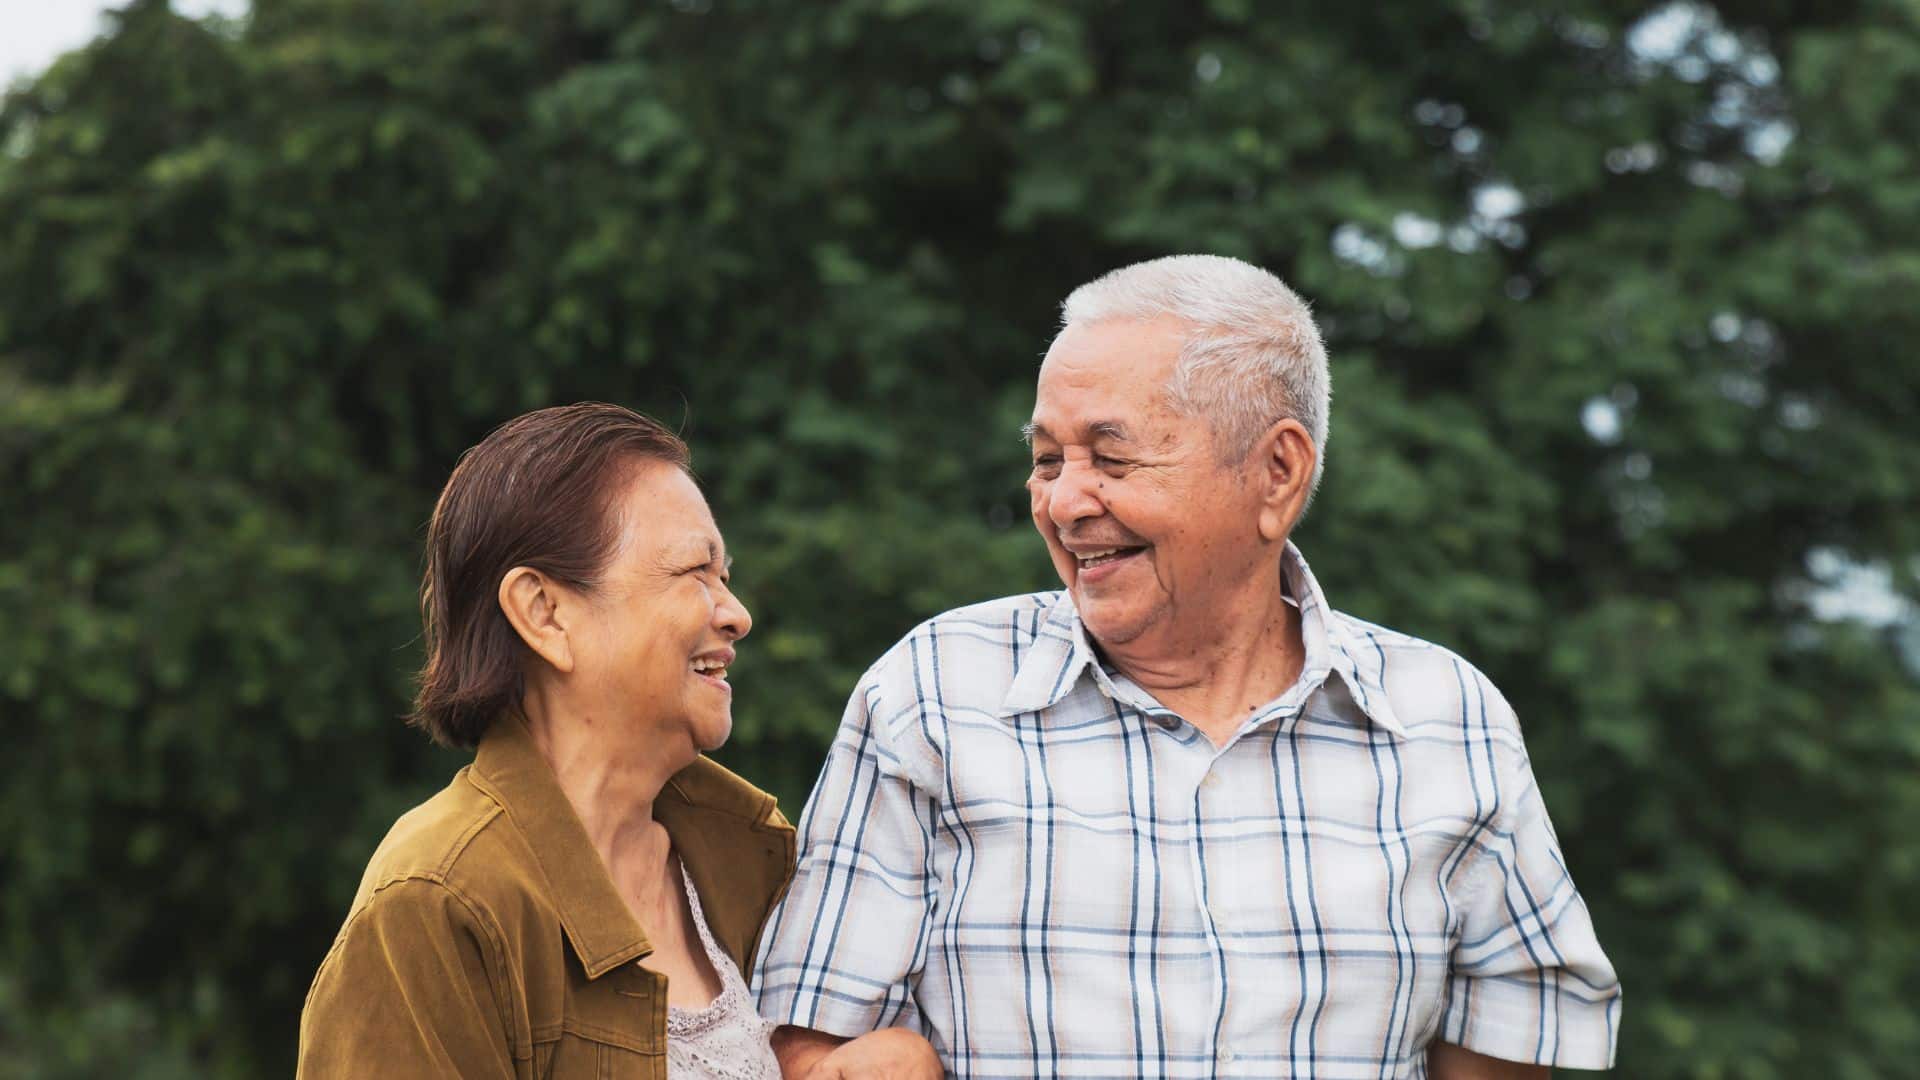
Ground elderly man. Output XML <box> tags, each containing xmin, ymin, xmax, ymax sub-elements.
<box><xmin>756</xmin><ymin>255</ymin><xmax>1620</xmax><ymax>1079</ymax></box>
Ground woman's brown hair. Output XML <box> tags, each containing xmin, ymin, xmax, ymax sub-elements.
<box><xmin>411</xmin><ymin>402</ymin><xmax>691</xmax><ymax>748</ymax></box>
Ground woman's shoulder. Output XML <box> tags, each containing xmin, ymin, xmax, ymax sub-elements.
<box><xmin>342</xmin><ymin>765</ymin><xmax>550</xmax><ymax>929</ymax></box>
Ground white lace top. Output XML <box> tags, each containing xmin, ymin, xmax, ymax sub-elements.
<box><xmin>665</xmin><ymin>865</ymin><xmax>780</xmax><ymax>1079</ymax></box>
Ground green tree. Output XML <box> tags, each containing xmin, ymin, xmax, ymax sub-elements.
<box><xmin>2</xmin><ymin>0</ymin><xmax>1915</xmax><ymax>1075</ymax></box>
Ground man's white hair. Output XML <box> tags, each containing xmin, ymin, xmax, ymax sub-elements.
<box><xmin>1058</xmin><ymin>254</ymin><xmax>1330</xmax><ymax>498</ymax></box>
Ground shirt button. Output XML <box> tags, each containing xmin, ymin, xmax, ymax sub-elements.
<box><xmin>1201</xmin><ymin>772</ymin><xmax>1220</xmax><ymax>789</ymax></box>
<box><xmin>1219</xmin><ymin>1046</ymin><xmax>1237</xmax><ymax>1065</ymax></box>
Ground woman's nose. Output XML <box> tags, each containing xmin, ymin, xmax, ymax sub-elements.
<box><xmin>716</xmin><ymin>584</ymin><xmax>752</xmax><ymax>640</ymax></box>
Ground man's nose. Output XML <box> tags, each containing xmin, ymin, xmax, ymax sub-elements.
<box><xmin>1046</xmin><ymin>458</ymin><xmax>1105</xmax><ymax>528</ymax></box>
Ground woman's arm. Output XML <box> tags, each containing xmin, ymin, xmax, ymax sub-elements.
<box><xmin>772</xmin><ymin>1024</ymin><xmax>846</xmax><ymax>1077</ymax></box>
<box><xmin>297</xmin><ymin>878</ymin><xmax>517</xmax><ymax>1079</ymax></box>
<box><xmin>772</xmin><ymin>1025</ymin><xmax>941</xmax><ymax>1079</ymax></box>
<box><xmin>1427</xmin><ymin>1040</ymin><xmax>1552</xmax><ymax>1080</ymax></box>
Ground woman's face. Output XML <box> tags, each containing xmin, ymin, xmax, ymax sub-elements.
<box><xmin>572</xmin><ymin>460</ymin><xmax>751</xmax><ymax>756</ymax></box>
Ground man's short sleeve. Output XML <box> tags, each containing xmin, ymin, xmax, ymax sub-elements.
<box><xmin>1436</xmin><ymin>696</ymin><xmax>1622</xmax><ymax>1070</ymax></box>
<box><xmin>752</xmin><ymin>668</ymin><xmax>939</xmax><ymax>1037</ymax></box>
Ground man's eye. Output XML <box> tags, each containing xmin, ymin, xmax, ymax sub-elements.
<box><xmin>1032</xmin><ymin>455</ymin><xmax>1061</xmax><ymax>471</ymax></box>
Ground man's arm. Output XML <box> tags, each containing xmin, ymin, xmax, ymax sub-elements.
<box><xmin>1430</xmin><ymin>676</ymin><xmax>1621</xmax><ymax>1070</ymax></box>
<box><xmin>773</xmin><ymin>1025</ymin><xmax>940</xmax><ymax>1080</ymax></box>
<box><xmin>753</xmin><ymin>671</ymin><xmax>945</xmax><ymax>1065</ymax></box>
<box><xmin>1428</xmin><ymin>1040</ymin><xmax>1550</xmax><ymax>1080</ymax></box>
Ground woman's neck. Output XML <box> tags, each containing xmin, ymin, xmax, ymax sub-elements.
<box><xmin>519</xmin><ymin>691</ymin><xmax>687</xmax><ymax>870</ymax></box>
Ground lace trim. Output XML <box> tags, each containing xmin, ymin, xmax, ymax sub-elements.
<box><xmin>662</xmin><ymin>861</ymin><xmax>778</xmax><ymax>1079</ymax></box>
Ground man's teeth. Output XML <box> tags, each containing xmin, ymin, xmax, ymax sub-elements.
<box><xmin>1077</xmin><ymin>548</ymin><xmax>1133</xmax><ymax>567</ymax></box>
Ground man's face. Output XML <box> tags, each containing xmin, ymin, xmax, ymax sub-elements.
<box><xmin>1026</xmin><ymin>317</ymin><xmax>1268</xmax><ymax>649</ymax></box>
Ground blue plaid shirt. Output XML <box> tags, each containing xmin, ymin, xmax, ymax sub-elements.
<box><xmin>754</xmin><ymin>544</ymin><xmax>1620</xmax><ymax>1078</ymax></box>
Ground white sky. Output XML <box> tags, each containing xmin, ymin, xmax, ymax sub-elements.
<box><xmin>2</xmin><ymin>0</ymin><xmax>248</xmax><ymax>87</ymax></box>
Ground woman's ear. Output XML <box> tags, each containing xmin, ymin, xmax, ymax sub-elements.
<box><xmin>1254</xmin><ymin>417</ymin><xmax>1316</xmax><ymax>543</ymax></box>
<box><xmin>498</xmin><ymin>566</ymin><xmax>576</xmax><ymax>674</ymax></box>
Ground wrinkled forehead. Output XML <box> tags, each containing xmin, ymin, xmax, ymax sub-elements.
<box><xmin>1029</xmin><ymin>321</ymin><xmax>1192</xmax><ymax>447</ymax></box>
<box><xmin>608</xmin><ymin>461</ymin><xmax>728</xmax><ymax>563</ymax></box>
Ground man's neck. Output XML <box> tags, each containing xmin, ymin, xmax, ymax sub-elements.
<box><xmin>1098</xmin><ymin>585</ymin><xmax>1306</xmax><ymax>748</ymax></box>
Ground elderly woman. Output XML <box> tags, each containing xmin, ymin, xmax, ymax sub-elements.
<box><xmin>297</xmin><ymin>404</ymin><xmax>935</xmax><ymax>1079</ymax></box>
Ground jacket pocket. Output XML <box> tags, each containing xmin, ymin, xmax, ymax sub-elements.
<box><xmin>540</xmin><ymin>964</ymin><xmax>666</xmax><ymax>1079</ymax></box>
<box><xmin>541</xmin><ymin>1033</ymin><xmax>665</xmax><ymax>1080</ymax></box>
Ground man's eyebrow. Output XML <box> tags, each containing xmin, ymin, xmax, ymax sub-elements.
<box><xmin>1021</xmin><ymin>420</ymin><xmax>1134</xmax><ymax>445</ymax></box>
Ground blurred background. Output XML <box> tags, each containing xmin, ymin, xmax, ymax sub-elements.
<box><xmin>3</xmin><ymin>0</ymin><xmax>1917</xmax><ymax>1076</ymax></box>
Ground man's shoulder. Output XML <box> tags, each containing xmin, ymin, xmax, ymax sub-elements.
<box><xmin>867</xmin><ymin>591</ymin><xmax>1065</xmax><ymax>669</ymax></box>
<box><xmin>921</xmin><ymin>590</ymin><xmax>1067</xmax><ymax>634</ymax></box>
<box><xmin>853</xmin><ymin>591</ymin><xmax>1068</xmax><ymax>711</ymax></box>
<box><xmin>1326</xmin><ymin>609</ymin><xmax>1521</xmax><ymax>734</ymax></box>
<box><xmin>1329</xmin><ymin>609</ymin><xmax>1460</xmax><ymax>664</ymax></box>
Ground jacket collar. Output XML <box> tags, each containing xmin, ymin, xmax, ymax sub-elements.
<box><xmin>469</xmin><ymin>714</ymin><xmax>793</xmax><ymax>980</ymax></box>
<box><xmin>656</xmin><ymin>754</ymin><xmax>796</xmax><ymax>977</ymax></box>
<box><xmin>999</xmin><ymin>542</ymin><xmax>1405</xmax><ymax>737</ymax></box>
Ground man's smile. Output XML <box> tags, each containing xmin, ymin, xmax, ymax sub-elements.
<box><xmin>1063</xmin><ymin>540</ymin><xmax>1151</xmax><ymax>583</ymax></box>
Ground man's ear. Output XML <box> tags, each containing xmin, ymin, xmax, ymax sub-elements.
<box><xmin>1254</xmin><ymin>418</ymin><xmax>1316</xmax><ymax>543</ymax></box>
<box><xmin>498</xmin><ymin>566</ymin><xmax>576</xmax><ymax>674</ymax></box>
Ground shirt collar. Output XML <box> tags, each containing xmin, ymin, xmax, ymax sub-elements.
<box><xmin>999</xmin><ymin>542</ymin><xmax>1406</xmax><ymax>738</ymax></box>
<box><xmin>469</xmin><ymin>713</ymin><xmax>793</xmax><ymax>979</ymax></box>
<box><xmin>999</xmin><ymin>594</ymin><xmax>1099</xmax><ymax>717</ymax></box>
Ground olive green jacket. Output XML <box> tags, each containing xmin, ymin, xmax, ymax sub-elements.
<box><xmin>296</xmin><ymin>715</ymin><xmax>796</xmax><ymax>1079</ymax></box>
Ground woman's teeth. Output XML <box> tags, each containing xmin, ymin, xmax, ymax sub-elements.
<box><xmin>691</xmin><ymin>659</ymin><xmax>728</xmax><ymax>679</ymax></box>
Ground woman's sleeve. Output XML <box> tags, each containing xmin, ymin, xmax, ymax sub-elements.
<box><xmin>297</xmin><ymin>876</ymin><xmax>519</xmax><ymax>1080</ymax></box>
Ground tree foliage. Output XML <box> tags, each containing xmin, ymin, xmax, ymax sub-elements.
<box><xmin>2</xmin><ymin>0</ymin><xmax>1916</xmax><ymax>1075</ymax></box>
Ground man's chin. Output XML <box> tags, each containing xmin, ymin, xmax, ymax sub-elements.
<box><xmin>1073</xmin><ymin>596</ymin><xmax>1152</xmax><ymax>647</ymax></box>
